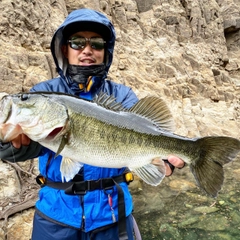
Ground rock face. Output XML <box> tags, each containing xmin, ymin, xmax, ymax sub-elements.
<box><xmin>0</xmin><ymin>0</ymin><xmax>240</xmax><ymax>239</ymax></box>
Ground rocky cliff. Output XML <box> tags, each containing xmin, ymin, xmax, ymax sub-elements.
<box><xmin>0</xmin><ymin>0</ymin><xmax>240</xmax><ymax>239</ymax></box>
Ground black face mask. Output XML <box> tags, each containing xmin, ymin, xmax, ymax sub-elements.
<box><xmin>67</xmin><ymin>64</ymin><xmax>106</xmax><ymax>87</ymax></box>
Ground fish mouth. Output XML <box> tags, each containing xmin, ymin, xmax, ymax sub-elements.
<box><xmin>46</xmin><ymin>127</ymin><xmax>65</xmax><ymax>140</ymax></box>
<box><xmin>0</xmin><ymin>123</ymin><xmax>23</xmax><ymax>142</ymax></box>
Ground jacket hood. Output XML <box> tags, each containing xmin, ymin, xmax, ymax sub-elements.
<box><xmin>50</xmin><ymin>8</ymin><xmax>116</xmax><ymax>79</ymax></box>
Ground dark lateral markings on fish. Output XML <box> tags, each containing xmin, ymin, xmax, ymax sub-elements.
<box><xmin>0</xmin><ymin>91</ymin><xmax>240</xmax><ymax>198</ymax></box>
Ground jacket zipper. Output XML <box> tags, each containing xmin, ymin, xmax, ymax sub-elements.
<box><xmin>81</xmin><ymin>214</ymin><xmax>85</xmax><ymax>230</ymax></box>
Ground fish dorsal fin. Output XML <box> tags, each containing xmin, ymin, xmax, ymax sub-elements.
<box><xmin>93</xmin><ymin>91</ymin><xmax>124</xmax><ymax>111</ymax></box>
<box><xmin>129</xmin><ymin>96</ymin><xmax>175</xmax><ymax>132</ymax></box>
<box><xmin>94</xmin><ymin>92</ymin><xmax>175</xmax><ymax>132</ymax></box>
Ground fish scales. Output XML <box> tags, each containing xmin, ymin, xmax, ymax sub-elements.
<box><xmin>67</xmin><ymin>108</ymin><xmax>194</xmax><ymax>167</ymax></box>
<box><xmin>0</xmin><ymin>92</ymin><xmax>240</xmax><ymax>197</ymax></box>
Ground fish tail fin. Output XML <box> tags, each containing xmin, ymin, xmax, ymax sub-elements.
<box><xmin>133</xmin><ymin>158</ymin><xmax>166</xmax><ymax>186</ymax></box>
<box><xmin>190</xmin><ymin>136</ymin><xmax>240</xmax><ymax>197</ymax></box>
<box><xmin>60</xmin><ymin>157</ymin><xmax>83</xmax><ymax>182</ymax></box>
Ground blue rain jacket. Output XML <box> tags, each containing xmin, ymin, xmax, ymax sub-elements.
<box><xmin>31</xmin><ymin>8</ymin><xmax>139</xmax><ymax>231</ymax></box>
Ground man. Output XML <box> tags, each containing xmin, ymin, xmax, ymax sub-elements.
<box><xmin>0</xmin><ymin>8</ymin><xmax>184</xmax><ymax>240</ymax></box>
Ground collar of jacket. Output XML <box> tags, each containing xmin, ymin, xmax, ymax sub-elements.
<box><xmin>68</xmin><ymin>75</ymin><xmax>104</xmax><ymax>96</ymax></box>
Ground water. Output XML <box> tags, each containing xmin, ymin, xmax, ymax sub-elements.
<box><xmin>131</xmin><ymin>158</ymin><xmax>240</xmax><ymax>240</ymax></box>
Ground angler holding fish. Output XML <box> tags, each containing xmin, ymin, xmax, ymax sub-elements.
<box><xmin>0</xmin><ymin>8</ymin><xmax>186</xmax><ymax>240</ymax></box>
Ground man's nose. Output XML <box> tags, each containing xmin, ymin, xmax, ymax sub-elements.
<box><xmin>82</xmin><ymin>42</ymin><xmax>93</xmax><ymax>53</ymax></box>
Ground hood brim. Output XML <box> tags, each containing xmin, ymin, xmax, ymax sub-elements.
<box><xmin>62</xmin><ymin>21</ymin><xmax>111</xmax><ymax>41</ymax></box>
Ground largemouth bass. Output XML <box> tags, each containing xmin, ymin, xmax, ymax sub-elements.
<box><xmin>0</xmin><ymin>92</ymin><xmax>240</xmax><ymax>197</ymax></box>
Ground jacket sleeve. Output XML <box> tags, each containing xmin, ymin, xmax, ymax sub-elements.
<box><xmin>0</xmin><ymin>140</ymin><xmax>42</xmax><ymax>162</ymax></box>
<box><xmin>103</xmin><ymin>80</ymin><xmax>139</xmax><ymax>109</ymax></box>
<box><xmin>121</xmin><ymin>88</ymin><xmax>139</xmax><ymax>108</ymax></box>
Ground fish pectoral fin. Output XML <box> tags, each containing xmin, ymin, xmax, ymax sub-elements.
<box><xmin>60</xmin><ymin>157</ymin><xmax>83</xmax><ymax>182</ymax></box>
<box><xmin>133</xmin><ymin>158</ymin><xmax>166</xmax><ymax>186</ymax></box>
<box><xmin>55</xmin><ymin>133</ymin><xmax>69</xmax><ymax>157</ymax></box>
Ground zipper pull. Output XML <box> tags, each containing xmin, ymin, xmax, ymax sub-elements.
<box><xmin>108</xmin><ymin>194</ymin><xmax>116</xmax><ymax>223</ymax></box>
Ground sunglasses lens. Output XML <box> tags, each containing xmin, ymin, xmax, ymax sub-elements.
<box><xmin>69</xmin><ymin>38</ymin><xmax>86</xmax><ymax>50</ymax></box>
<box><xmin>90</xmin><ymin>38</ymin><xmax>105</xmax><ymax>50</ymax></box>
<box><xmin>68</xmin><ymin>37</ymin><xmax>105</xmax><ymax>50</ymax></box>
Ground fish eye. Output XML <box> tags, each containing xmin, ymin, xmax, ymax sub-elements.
<box><xmin>20</xmin><ymin>93</ymin><xmax>29</xmax><ymax>101</ymax></box>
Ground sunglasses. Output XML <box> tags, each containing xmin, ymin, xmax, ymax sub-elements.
<box><xmin>67</xmin><ymin>37</ymin><xmax>106</xmax><ymax>50</ymax></box>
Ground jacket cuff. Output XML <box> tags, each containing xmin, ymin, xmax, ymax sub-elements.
<box><xmin>0</xmin><ymin>140</ymin><xmax>42</xmax><ymax>162</ymax></box>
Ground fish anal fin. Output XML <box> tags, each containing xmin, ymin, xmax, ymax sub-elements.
<box><xmin>133</xmin><ymin>158</ymin><xmax>166</xmax><ymax>186</ymax></box>
<box><xmin>60</xmin><ymin>157</ymin><xmax>83</xmax><ymax>182</ymax></box>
